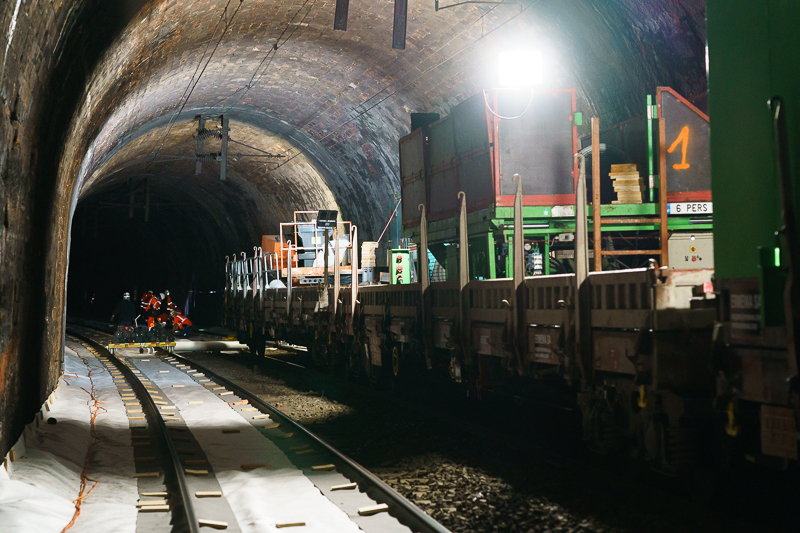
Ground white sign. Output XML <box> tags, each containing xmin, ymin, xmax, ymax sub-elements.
<box><xmin>667</xmin><ymin>202</ymin><xmax>712</xmax><ymax>215</ymax></box>
<box><xmin>551</xmin><ymin>205</ymin><xmax>575</xmax><ymax>217</ymax></box>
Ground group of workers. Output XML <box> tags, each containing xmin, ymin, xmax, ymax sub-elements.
<box><xmin>111</xmin><ymin>290</ymin><xmax>192</xmax><ymax>337</ymax></box>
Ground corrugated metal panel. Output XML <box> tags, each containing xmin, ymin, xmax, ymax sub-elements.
<box><xmin>428</xmin><ymin>115</ymin><xmax>455</xmax><ymax>171</ymax></box>
<box><xmin>498</xmin><ymin>91</ymin><xmax>574</xmax><ymax>196</ymax></box>
<box><xmin>400</xmin><ymin>129</ymin><xmax>425</xmax><ymax>181</ymax></box>
<box><xmin>402</xmin><ymin>178</ymin><xmax>426</xmax><ymax>227</ymax></box>
<box><xmin>429</xmin><ymin>167</ymin><xmax>458</xmax><ymax>216</ymax></box>
<box><xmin>453</xmin><ymin>93</ymin><xmax>489</xmax><ymax>156</ymax></box>
<box><xmin>458</xmin><ymin>151</ymin><xmax>493</xmax><ymax>209</ymax></box>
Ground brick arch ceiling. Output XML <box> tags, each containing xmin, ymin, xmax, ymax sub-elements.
<box><xmin>0</xmin><ymin>0</ymin><xmax>706</xmax><ymax>455</ymax></box>
<box><xmin>66</xmin><ymin>0</ymin><xmax>707</xmax><ymax>241</ymax></box>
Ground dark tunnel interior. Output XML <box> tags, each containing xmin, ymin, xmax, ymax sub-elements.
<box><xmin>0</xmin><ymin>0</ymin><xmax>708</xmax><ymax>454</ymax></box>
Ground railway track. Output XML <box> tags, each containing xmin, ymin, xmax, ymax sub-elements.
<box><xmin>64</xmin><ymin>326</ymin><xmax>450</xmax><ymax>533</ymax></box>
<box><xmin>62</xmin><ymin>323</ymin><xmax>798</xmax><ymax>533</ymax></box>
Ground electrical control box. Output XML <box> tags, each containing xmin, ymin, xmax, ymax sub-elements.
<box><xmin>525</xmin><ymin>249</ymin><xmax>544</xmax><ymax>276</ymax></box>
<box><xmin>668</xmin><ymin>233</ymin><xmax>714</xmax><ymax>270</ymax></box>
<box><xmin>391</xmin><ymin>249</ymin><xmax>411</xmax><ymax>284</ymax></box>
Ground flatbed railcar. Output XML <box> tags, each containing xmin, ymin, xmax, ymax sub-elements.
<box><xmin>225</xmin><ymin>69</ymin><xmax>799</xmax><ymax>476</ymax></box>
<box><xmin>224</xmin><ymin>205</ymin><xmax>718</xmax><ymax>475</ymax></box>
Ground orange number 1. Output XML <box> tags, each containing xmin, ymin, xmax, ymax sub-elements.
<box><xmin>667</xmin><ymin>126</ymin><xmax>690</xmax><ymax>170</ymax></box>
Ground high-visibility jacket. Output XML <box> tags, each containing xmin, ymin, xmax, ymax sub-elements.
<box><xmin>141</xmin><ymin>292</ymin><xmax>161</xmax><ymax>313</ymax></box>
<box><xmin>173</xmin><ymin>313</ymin><xmax>192</xmax><ymax>330</ymax></box>
<box><xmin>165</xmin><ymin>295</ymin><xmax>180</xmax><ymax>312</ymax></box>
<box><xmin>140</xmin><ymin>292</ymin><xmax>153</xmax><ymax>311</ymax></box>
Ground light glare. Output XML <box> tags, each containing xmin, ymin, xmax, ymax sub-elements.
<box><xmin>498</xmin><ymin>50</ymin><xmax>543</xmax><ymax>87</ymax></box>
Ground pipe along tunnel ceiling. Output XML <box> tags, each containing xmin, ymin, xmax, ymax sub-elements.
<box><xmin>0</xmin><ymin>0</ymin><xmax>706</xmax><ymax>453</ymax></box>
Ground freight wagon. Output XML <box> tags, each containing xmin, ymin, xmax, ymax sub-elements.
<box><xmin>226</xmin><ymin>68</ymin><xmax>798</xmax><ymax>474</ymax></box>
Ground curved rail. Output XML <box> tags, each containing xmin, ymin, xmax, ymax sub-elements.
<box><xmin>67</xmin><ymin>328</ymin><xmax>201</xmax><ymax>533</ymax></box>
<box><xmin>169</xmin><ymin>352</ymin><xmax>452</xmax><ymax>533</ymax></box>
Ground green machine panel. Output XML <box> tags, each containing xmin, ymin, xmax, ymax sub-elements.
<box><xmin>391</xmin><ymin>249</ymin><xmax>411</xmax><ymax>285</ymax></box>
<box><xmin>707</xmin><ymin>0</ymin><xmax>800</xmax><ymax>281</ymax></box>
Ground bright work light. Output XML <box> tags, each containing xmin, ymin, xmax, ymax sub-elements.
<box><xmin>498</xmin><ymin>50</ymin><xmax>543</xmax><ymax>87</ymax></box>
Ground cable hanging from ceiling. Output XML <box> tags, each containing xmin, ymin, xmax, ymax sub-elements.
<box><xmin>216</xmin><ymin>0</ymin><xmax>318</xmax><ymax>113</ymax></box>
<box><xmin>147</xmin><ymin>0</ymin><xmax>245</xmax><ymax>167</ymax></box>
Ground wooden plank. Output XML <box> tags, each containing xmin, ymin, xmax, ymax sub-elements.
<box><xmin>198</xmin><ymin>518</ymin><xmax>228</xmax><ymax>529</ymax></box>
<box><xmin>196</xmin><ymin>491</ymin><xmax>223</xmax><ymax>498</ymax></box>
<box><xmin>138</xmin><ymin>505</ymin><xmax>169</xmax><ymax>512</ymax></box>
<box><xmin>358</xmin><ymin>503</ymin><xmax>389</xmax><ymax>516</ymax></box>
<box><xmin>610</xmin><ymin>163</ymin><xmax>637</xmax><ymax>172</ymax></box>
<box><xmin>137</xmin><ymin>499</ymin><xmax>167</xmax><ymax>507</ymax></box>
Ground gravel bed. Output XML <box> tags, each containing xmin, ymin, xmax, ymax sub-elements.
<box><xmin>183</xmin><ymin>350</ymin><xmax>793</xmax><ymax>533</ymax></box>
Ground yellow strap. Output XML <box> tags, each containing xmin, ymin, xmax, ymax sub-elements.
<box><xmin>725</xmin><ymin>401</ymin><xmax>740</xmax><ymax>437</ymax></box>
<box><xmin>637</xmin><ymin>385</ymin><xmax>647</xmax><ymax>409</ymax></box>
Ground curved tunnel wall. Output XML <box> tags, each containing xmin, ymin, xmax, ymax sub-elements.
<box><xmin>0</xmin><ymin>0</ymin><xmax>706</xmax><ymax>455</ymax></box>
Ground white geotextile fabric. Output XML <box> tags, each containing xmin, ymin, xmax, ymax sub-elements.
<box><xmin>173</xmin><ymin>339</ymin><xmax>248</xmax><ymax>352</ymax></box>
<box><xmin>132</xmin><ymin>355</ymin><xmax>364</xmax><ymax>533</ymax></box>
<box><xmin>0</xmin><ymin>347</ymin><xmax>138</xmax><ymax>533</ymax></box>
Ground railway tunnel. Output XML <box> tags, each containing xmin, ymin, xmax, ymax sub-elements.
<box><xmin>1</xmin><ymin>0</ymin><xmax>706</xmax><ymax>452</ymax></box>
<box><xmin>7</xmin><ymin>1</ymin><xmax>796</xmax><ymax>532</ymax></box>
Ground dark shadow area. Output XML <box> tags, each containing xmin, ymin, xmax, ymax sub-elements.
<box><xmin>184</xmin><ymin>349</ymin><xmax>798</xmax><ymax>533</ymax></box>
<box><xmin>67</xmin><ymin>185</ymin><xmax>240</xmax><ymax>326</ymax></box>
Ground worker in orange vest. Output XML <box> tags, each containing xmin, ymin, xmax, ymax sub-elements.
<box><xmin>140</xmin><ymin>290</ymin><xmax>161</xmax><ymax>328</ymax></box>
<box><xmin>164</xmin><ymin>290</ymin><xmax>180</xmax><ymax>312</ymax></box>
<box><xmin>170</xmin><ymin>309</ymin><xmax>192</xmax><ymax>338</ymax></box>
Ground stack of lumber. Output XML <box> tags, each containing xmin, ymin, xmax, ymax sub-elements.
<box><xmin>609</xmin><ymin>163</ymin><xmax>644</xmax><ymax>204</ymax></box>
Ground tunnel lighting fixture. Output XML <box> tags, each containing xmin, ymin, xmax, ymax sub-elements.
<box><xmin>316</xmin><ymin>210</ymin><xmax>338</xmax><ymax>229</ymax></box>
<box><xmin>498</xmin><ymin>50</ymin><xmax>543</xmax><ymax>87</ymax></box>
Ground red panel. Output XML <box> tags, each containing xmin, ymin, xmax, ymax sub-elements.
<box><xmin>667</xmin><ymin>191</ymin><xmax>712</xmax><ymax>202</ymax></box>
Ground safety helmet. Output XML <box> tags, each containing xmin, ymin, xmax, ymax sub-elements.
<box><xmin>159</xmin><ymin>293</ymin><xmax>165</xmax><ymax>300</ymax></box>
<box><xmin>165</xmin><ymin>290</ymin><xmax>170</xmax><ymax>296</ymax></box>
<box><xmin>123</xmin><ymin>292</ymin><xmax>130</xmax><ymax>300</ymax></box>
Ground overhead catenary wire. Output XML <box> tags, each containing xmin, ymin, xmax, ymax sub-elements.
<box><xmin>212</xmin><ymin>1</ymin><xmax>502</xmax><ymax>122</ymax></box>
<box><xmin>228</xmin><ymin>138</ymin><xmax>285</xmax><ymax>158</ymax></box>
<box><xmin>148</xmin><ymin>0</ymin><xmax>245</xmax><ymax>167</ymax></box>
<box><xmin>219</xmin><ymin>0</ymin><xmax>318</xmax><ymax>114</ymax></box>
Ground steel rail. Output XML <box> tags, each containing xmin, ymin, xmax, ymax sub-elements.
<box><xmin>169</xmin><ymin>351</ymin><xmax>452</xmax><ymax>533</ymax></box>
<box><xmin>67</xmin><ymin>328</ymin><xmax>201</xmax><ymax>533</ymax></box>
